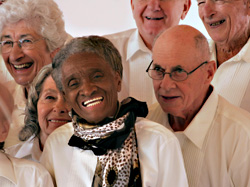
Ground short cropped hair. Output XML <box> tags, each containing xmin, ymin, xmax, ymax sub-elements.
<box><xmin>19</xmin><ymin>64</ymin><xmax>53</xmax><ymax>141</ymax></box>
<box><xmin>0</xmin><ymin>0</ymin><xmax>68</xmax><ymax>52</ymax></box>
<box><xmin>52</xmin><ymin>35</ymin><xmax>123</xmax><ymax>92</ymax></box>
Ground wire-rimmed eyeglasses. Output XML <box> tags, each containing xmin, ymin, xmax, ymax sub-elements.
<box><xmin>0</xmin><ymin>38</ymin><xmax>45</xmax><ymax>54</ymax></box>
<box><xmin>146</xmin><ymin>60</ymin><xmax>208</xmax><ymax>81</ymax></box>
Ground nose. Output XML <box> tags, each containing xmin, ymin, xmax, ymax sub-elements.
<box><xmin>159</xmin><ymin>73</ymin><xmax>176</xmax><ymax>91</ymax></box>
<box><xmin>9</xmin><ymin>43</ymin><xmax>25</xmax><ymax>62</ymax></box>
<box><xmin>53</xmin><ymin>96</ymin><xmax>70</xmax><ymax>114</ymax></box>
<box><xmin>79</xmin><ymin>81</ymin><xmax>97</xmax><ymax>97</ymax></box>
<box><xmin>148</xmin><ymin>0</ymin><xmax>161</xmax><ymax>11</ymax></box>
<box><xmin>199</xmin><ymin>0</ymin><xmax>216</xmax><ymax>20</ymax></box>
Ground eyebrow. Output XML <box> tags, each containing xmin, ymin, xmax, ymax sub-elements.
<box><xmin>153</xmin><ymin>63</ymin><xmax>184</xmax><ymax>72</ymax></box>
<box><xmin>1</xmin><ymin>34</ymin><xmax>34</xmax><ymax>41</ymax></box>
<box><xmin>40</xmin><ymin>88</ymin><xmax>58</xmax><ymax>96</ymax></box>
<box><xmin>171</xmin><ymin>65</ymin><xmax>184</xmax><ymax>72</ymax></box>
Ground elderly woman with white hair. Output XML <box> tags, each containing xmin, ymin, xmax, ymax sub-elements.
<box><xmin>0</xmin><ymin>0</ymin><xmax>69</xmax><ymax>147</ymax></box>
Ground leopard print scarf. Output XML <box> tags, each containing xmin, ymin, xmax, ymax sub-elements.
<box><xmin>68</xmin><ymin>97</ymin><xmax>148</xmax><ymax>187</ymax></box>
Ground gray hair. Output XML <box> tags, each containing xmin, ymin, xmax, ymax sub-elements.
<box><xmin>0</xmin><ymin>0</ymin><xmax>68</xmax><ymax>52</ymax></box>
<box><xmin>19</xmin><ymin>64</ymin><xmax>53</xmax><ymax>141</ymax></box>
<box><xmin>52</xmin><ymin>35</ymin><xmax>123</xmax><ymax>92</ymax></box>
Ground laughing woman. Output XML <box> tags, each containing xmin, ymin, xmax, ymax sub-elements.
<box><xmin>0</xmin><ymin>0</ymin><xmax>68</xmax><ymax>148</ymax></box>
<box><xmin>40</xmin><ymin>36</ymin><xmax>188</xmax><ymax>187</ymax></box>
<box><xmin>6</xmin><ymin>64</ymin><xmax>71</xmax><ymax>162</ymax></box>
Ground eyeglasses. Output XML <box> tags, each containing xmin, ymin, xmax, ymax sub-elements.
<box><xmin>0</xmin><ymin>38</ymin><xmax>45</xmax><ymax>54</ymax></box>
<box><xmin>146</xmin><ymin>60</ymin><xmax>208</xmax><ymax>81</ymax></box>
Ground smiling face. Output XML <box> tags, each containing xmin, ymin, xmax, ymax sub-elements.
<box><xmin>1</xmin><ymin>20</ymin><xmax>53</xmax><ymax>88</ymax></box>
<box><xmin>37</xmin><ymin>75</ymin><xmax>71</xmax><ymax>139</ymax></box>
<box><xmin>61</xmin><ymin>52</ymin><xmax>121</xmax><ymax>124</ymax></box>
<box><xmin>131</xmin><ymin>0</ymin><xmax>190</xmax><ymax>42</ymax></box>
<box><xmin>198</xmin><ymin>0</ymin><xmax>250</xmax><ymax>44</ymax></box>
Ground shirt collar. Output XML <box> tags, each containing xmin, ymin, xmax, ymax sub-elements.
<box><xmin>183</xmin><ymin>87</ymin><xmax>218</xmax><ymax>149</ymax></box>
<box><xmin>210</xmin><ymin>38</ymin><xmax>250</xmax><ymax>64</ymax></box>
<box><xmin>8</xmin><ymin>136</ymin><xmax>41</xmax><ymax>162</ymax></box>
<box><xmin>0</xmin><ymin>152</ymin><xmax>17</xmax><ymax>184</ymax></box>
<box><xmin>126</xmin><ymin>29</ymin><xmax>151</xmax><ymax>61</ymax></box>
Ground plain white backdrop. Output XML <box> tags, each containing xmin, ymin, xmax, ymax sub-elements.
<box><xmin>54</xmin><ymin>0</ymin><xmax>210</xmax><ymax>39</ymax></box>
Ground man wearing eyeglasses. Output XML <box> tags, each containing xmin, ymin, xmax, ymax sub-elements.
<box><xmin>147</xmin><ymin>25</ymin><xmax>250</xmax><ymax>186</ymax></box>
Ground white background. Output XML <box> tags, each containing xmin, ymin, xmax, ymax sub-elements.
<box><xmin>53</xmin><ymin>0</ymin><xmax>210</xmax><ymax>39</ymax></box>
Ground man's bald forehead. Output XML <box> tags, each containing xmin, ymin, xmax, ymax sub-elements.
<box><xmin>153</xmin><ymin>25</ymin><xmax>210</xmax><ymax>60</ymax></box>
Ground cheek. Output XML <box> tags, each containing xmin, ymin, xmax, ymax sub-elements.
<box><xmin>32</xmin><ymin>50</ymin><xmax>52</xmax><ymax>69</ymax></box>
<box><xmin>37</xmin><ymin>103</ymin><xmax>50</xmax><ymax>128</ymax></box>
<box><xmin>65</xmin><ymin>91</ymin><xmax>78</xmax><ymax>109</ymax></box>
<box><xmin>133</xmin><ymin>3</ymin><xmax>144</xmax><ymax>16</ymax></box>
<box><xmin>153</xmin><ymin>80</ymin><xmax>160</xmax><ymax>92</ymax></box>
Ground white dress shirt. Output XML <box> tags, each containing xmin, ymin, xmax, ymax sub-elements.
<box><xmin>147</xmin><ymin>89</ymin><xmax>250</xmax><ymax>187</ymax></box>
<box><xmin>40</xmin><ymin>118</ymin><xmax>188</xmax><ymax>187</ymax></box>
<box><xmin>4</xmin><ymin>81</ymin><xmax>26</xmax><ymax>148</ymax></box>
<box><xmin>6</xmin><ymin>136</ymin><xmax>42</xmax><ymax>162</ymax></box>
<box><xmin>210</xmin><ymin>39</ymin><xmax>250</xmax><ymax>112</ymax></box>
<box><xmin>0</xmin><ymin>152</ymin><xmax>54</xmax><ymax>187</ymax></box>
<box><xmin>104</xmin><ymin>29</ymin><xmax>157</xmax><ymax>106</ymax></box>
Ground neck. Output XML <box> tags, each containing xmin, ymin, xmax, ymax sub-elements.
<box><xmin>39</xmin><ymin>132</ymin><xmax>47</xmax><ymax>151</ymax></box>
<box><xmin>139</xmin><ymin>32</ymin><xmax>155</xmax><ymax>51</ymax></box>
<box><xmin>216</xmin><ymin>35</ymin><xmax>249</xmax><ymax>67</ymax></box>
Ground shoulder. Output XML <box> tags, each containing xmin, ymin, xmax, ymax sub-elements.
<box><xmin>104</xmin><ymin>28</ymin><xmax>136</xmax><ymax>41</ymax></box>
<box><xmin>216</xmin><ymin>95</ymin><xmax>250</xmax><ymax>135</ymax></box>
<box><xmin>135</xmin><ymin>117</ymin><xmax>177</xmax><ymax>144</ymax></box>
<box><xmin>9</xmin><ymin>155</ymin><xmax>51</xmax><ymax>176</ymax></box>
<box><xmin>45</xmin><ymin>122</ymin><xmax>74</xmax><ymax>146</ymax></box>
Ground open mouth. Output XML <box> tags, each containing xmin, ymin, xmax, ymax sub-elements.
<box><xmin>145</xmin><ymin>16</ymin><xmax>164</xmax><ymax>20</ymax></box>
<box><xmin>48</xmin><ymin>119</ymin><xmax>70</xmax><ymax>123</ymax></box>
<box><xmin>82</xmin><ymin>97</ymin><xmax>104</xmax><ymax>107</ymax></box>
<box><xmin>13</xmin><ymin>63</ymin><xmax>33</xmax><ymax>70</ymax></box>
<box><xmin>210</xmin><ymin>19</ymin><xmax>225</xmax><ymax>27</ymax></box>
<box><xmin>162</xmin><ymin>96</ymin><xmax>179</xmax><ymax>100</ymax></box>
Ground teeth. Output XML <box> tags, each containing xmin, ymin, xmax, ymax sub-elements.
<box><xmin>50</xmin><ymin>120</ymin><xmax>69</xmax><ymax>123</ymax></box>
<box><xmin>84</xmin><ymin>97</ymin><xmax>103</xmax><ymax>107</ymax></box>
<box><xmin>13</xmin><ymin>63</ymin><xmax>32</xmax><ymax>69</ymax></box>
<box><xmin>210</xmin><ymin>20</ymin><xmax>225</xmax><ymax>26</ymax></box>
<box><xmin>86</xmin><ymin>101</ymin><xmax>102</xmax><ymax>107</ymax></box>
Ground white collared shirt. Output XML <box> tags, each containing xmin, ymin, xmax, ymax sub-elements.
<box><xmin>210</xmin><ymin>39</ymin><xmax>250</xmax><ymax>112</ymax></box>
<box><xmin>4</xmin><ymin>81</ymin><xmax>26</xmax><ymax>148</ymax></box>
<box><xmin>0</xmin><ymin>152</ymin><xmax>54</xmax><ymax>187</ymax></box>
<box><xmin>40</xmin><ymin>118</ymin><xmax>188</xmax><ymax>187</ymax></box>
<box><xmin>104</xmin><ymin>29</ymin><xmax>157</xmax><ymax>106</ymax></box>
<box><xmin>6</xmin><ymin>136</ymin><xmax>42</xmax><ymax>162</ymax></box>
<box><xmin>148</xmin><ymin>89</ymin><xmax>250</xmax><ymax>187</ymax></box>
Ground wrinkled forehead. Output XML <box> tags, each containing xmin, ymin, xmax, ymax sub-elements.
<box><xmin>0</xmin><ymin>19</ymin><xmax>41</xmax><ymax>40</ymax></box>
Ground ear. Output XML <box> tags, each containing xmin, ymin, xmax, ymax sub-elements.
<box><xmin>204</xmin><ymin>60</ymin><xmax>216</xmax><ymax>84</ymax></box>
<box><xmin>115</xmin><ymin>72</ymin><xmax>122</xmax><ymax>92</ymax></box>
<box><xmin>131</xmin><ymin>0</ymin><xmax>134</xmax><ymax>11</ymax></box>
<box><xmin>50</xmin><ymin>48</ymin><xmax>60</xmax><ymax>59</ymax></box>
<box><xmin>247</xmin><ymin>0</ymin><xmax>250</xmax><ymax>16</ymax></box>
<box><xmin>0</xmin><ymin>121</ymin><xmax>9</xmax><ymax>142</ymax></box>
<box><xmin>181</xmin><ymin>0</ymin><xmax>191</xmax><ymax>20</ymax></box>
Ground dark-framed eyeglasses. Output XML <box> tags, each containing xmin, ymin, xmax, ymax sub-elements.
<box><xmin>0</xmin><ymin>38</ymin><xmax>45</xmax><ymax>54</ymax></box>
<box><xmin>146</xmin><ymin>60</ymin><xmax>208</xmax><ymax>81</ymax></box>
